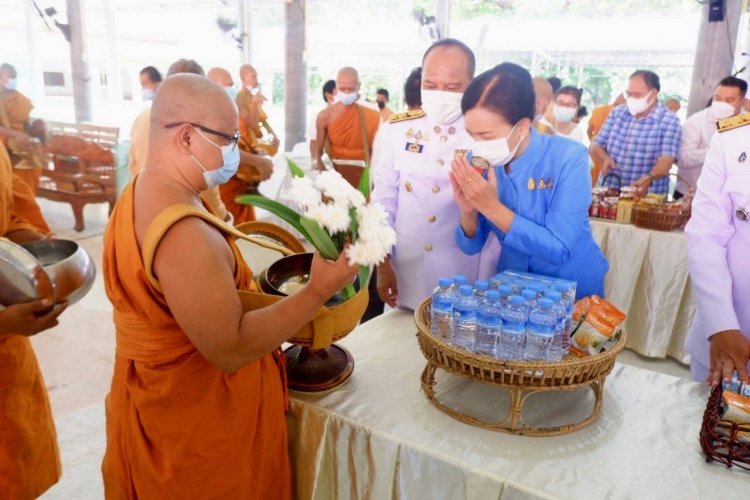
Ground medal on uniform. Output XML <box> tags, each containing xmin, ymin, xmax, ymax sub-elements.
<box><xmin>737</xmin><ymin>207</ymin><xmax>748</xmax><ymax>221</ymax></box>
<box><xmin>527</xmin><ymin>177</ymin><xmax>536</xmax><ymax>191</ymax></box>
<box><xmin>415</xmin><ymin>130</ymin><xmax>423</xmax><ymax>140</ymax></box>
<box><xmin>448</xmin><ymin>126</ymin><xmax>456</xmax><ymax>135</ymax></box>
<box><xmin>405</xmin><ymin>181</ymin><xmax>413</xmax><ymax>192</ymax></box>
<box><xmin>433</xmin><ymin>125</ymin><xmax>441</xmax><ymax>134</ymax></box>
<box><xmin>538</xmin><ymin>179</ymin><xmax>547</xmax><ymax>190</ymax></box>
<box><xmin>740</xmin><ymin>152</ymin><xmax>747</xmax><ymax>163</ymax></box>
<box><xmin>405</xmin><ymin>128</ymin><xmax>415</xmax><ymax>139</ymax></box>
<box><xmin>405</xmin><ymin>142</ymin><xmax>424</xmax><ymax>153</ymax></box>
<box><xmin>440</xmin><ymin>136</ymin><xmax>448</xmax><ymax>143</ymax></box>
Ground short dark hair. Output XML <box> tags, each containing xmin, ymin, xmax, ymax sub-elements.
<box><xmin>555</xmin><ymin>85</ymin><xmax>582</xmax><ymax>106</ymax></box>
<box><xmin>376</xmin><ymin>88</ymin><xmax>389</xmax><ymax>99</ymax></box>
<box><xmin>630</xmin><ymin>70</ymin><xmax>660</xmax><ymax>92</ymax></box>
<box><xmin>461</xmin><ymin>62</ymin><xmax>535</xmax><ymax>123</ymax></box>
<box><xmin>718</xmin><ymin>76</ymin><xmax>748</xmax><ymax>97</ymax></box>
<box><xmin>547</xmin><ymin>76</ymin><xmax>562</xmax><ymax>94</ymax></box>
<box><xmin>422</xmin><ymin>38</ymin><xmax>476</xmax><ymax>78</ymax></box>
<box><xmin>404</xmin><ymin>67</ymin><xmax>422</xmax><ymax>108</ymax></box>
<box><xmin>140</xmin><ymin>66</ymin><xmax>162</xmax><ymax>84</ymax></box>
<box><xmin>322</xmin><ymin>79</ymin><xmax>336</xmax><ymax>102</ymax></box>
<box><xmin>576</xmin><ymin>106</ymin><xmax>589</xmax><ymax>119</ymax></box>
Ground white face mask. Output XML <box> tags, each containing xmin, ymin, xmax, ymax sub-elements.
<box><xmin>553</xmin><ymin>104</ymin><xmax>577</xmax><ymax>123</ymax></box>
<box><xmin>141</xmin><ymin>88</ymin><xmax>155</xmax><ymax>101</ymax></box>
<box><xmin>421</xmin><ymin>89</ymin><xmax>464</xmax><ymax>125</ymax></box>
<box><xmin>246</xmin><ymin>85</ymin><xmax>260</xmax><ymax>95</ymax></box>
<box><xmin>625</xmin><ymin>91</ymin><xmax>653</xmax><ymax>116</ymax></box>
<box><xmin>711</xmin><ymin>100</ymin><xmax>737</xmax><ymax>120</ymax></box>
<box><xmin>190</xmin><ymin>127</ymin><xmax>240</xmax><ymax>188</ymax></box>
<box><xmin>336</xmin><ymin>91</ymin><xmax>358</xmax><ymax>106</ymax></box>
<box><xmin>4</xmin><ymin>78</ymin><xmax>18</xmax><ymax>91</ymax></box>
<box><xmin>471</xmin><ymin>123</ymin><xmax>525</xmax><ymax>167</ymax></box>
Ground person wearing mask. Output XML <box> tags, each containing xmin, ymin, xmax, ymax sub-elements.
<box><xmin>546</xmin><ymin>86</ymin><xmax>586</xmax><ymax>145</ymax></box>
<box><xmin>676</xmin><ymin>76</ymin><xmax>747</xmax><ymax>199</ymax></box>
<box><xmin>372</xmin><ymin>39</ymin><xmax>499</xmax><ymax>310</ymax></box>
<box><xmin>403</xmin><ymin>67</ymin><xmax>423</xmax><ymax>111</ymax></box>
<box><xmin>590</xmin><ymin>70</ymin><xmax>681</xmax><ymax>196</ymax></box>
<box><xmin>451</xmin><ymin>62</ymin><xmax>608</xmax><ymax>300</ymax></box>
<box><xmin>685</xmin><ymin>111</ymin><xmax>750</xmax><ymax>385</ymax></box>
<box><xmin>375</xmin><ymin>88</ymin><xmax>395</xmax><ymax>122</ymax></box>
<box><xmin>313</xmin><ymin>66</ymin><xmax>380</xmax><ymax>188</ymax></box>
<box><xmin>139</xmin><ymin>66</ymin><xmax>162</xmax><ymax>101</ymax></box>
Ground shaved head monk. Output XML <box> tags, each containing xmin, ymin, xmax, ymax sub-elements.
<box><xmin>101</xmin><ymin>74</ymin><xmax>357</xmax><ymax>498</ymax></box>
<box><xmin>0</xmin><ymin>140</ymin><xmax>67</xmax><ymax>498</ymax></box>
<box><xmin>313</xmin><ymin>66</ymin><xmax>380</xmax><ymax>187</ymax></box>
<box><xmin>209</xmin><ymin>66</ymin><xmax>274</xmax><ymax>224</ymax></box>
<box><xmin>532</xmin><ymin>77</ymin><xmax>555</xmax><ymax>135</ymax></box>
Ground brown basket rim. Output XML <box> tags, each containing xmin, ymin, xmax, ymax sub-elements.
<box><xmin>414</xmin><ymin>298</ymin><xmax>626</xmax><ymax>373</ymax></box>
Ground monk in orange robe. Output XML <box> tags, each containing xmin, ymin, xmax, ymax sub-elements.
<box><xmin>208</xmin><ymin>66</ymin><xmax>274</xmax><ymax>225</ymax></box>
<box><xmin>101</xmin><ymin>74</ymin><xmax>357</xmax><ymax>498</ymax></box>
<box><xmin>314</xmin><ymin>66</ymin><xmax>380</xmax><ymax>187</ymax></box>
<box><xmin>0</xmin><ymin>141</ymin><xmax>67</xmax><ymax>499</ymax></box>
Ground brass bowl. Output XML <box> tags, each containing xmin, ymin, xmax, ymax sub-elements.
<box><xmin>259</xmin><ymin>252</ymin><xmax>358</xmax><ymax>307</ymax></box>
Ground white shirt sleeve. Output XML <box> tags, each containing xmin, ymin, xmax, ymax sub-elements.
<box><xmin>370</xmin><ymin>121</ymin><xmax>399</xmax><ymax>227</ymax></box>
<box><xmin>678</xmin><ymin>112</ymin><xmax>710</xmax><ymax>171</ymax></box>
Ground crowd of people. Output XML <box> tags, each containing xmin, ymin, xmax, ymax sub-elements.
<box><xmin>1</xmin><ymin>35</ymin><xmax>750</xmax><ymax>497</ymax></box>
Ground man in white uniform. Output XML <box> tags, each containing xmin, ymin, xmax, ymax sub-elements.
<box><xmin>685</xmin><ymin>112</ymin><xmax>750</xmax><ymax>385</ymax></box>
<box><xmin>372</xmin><ymin>39</ymin><xmax>499</xmax><ymax>310</ymax></box>
<box><xmin>676</xmin><ymin>76</ymin><xmax>747</xmax><ymax>198</ymax></box>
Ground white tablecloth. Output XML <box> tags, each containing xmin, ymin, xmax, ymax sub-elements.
<box><xmin>590</xmin><ymin>220</ymin><xmax>695</xmax><ymax>363</ymax></box>
<box><xmin>287</xmin><ymin>309</ymin><xmax>746</xmax><ymax>500</ymax></box>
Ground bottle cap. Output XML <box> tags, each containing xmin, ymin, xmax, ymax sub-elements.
<box><xmin>459</xmin><ymin>284</ymin><xmax>473</xmax><ymax>295</ymax></box>
<box><xmin>538</xmin><ymin>298</ymin><xmax>554</xmax><ymax>308</ymax></box>
<box><xmin>486</xmin><ymin>290</ymin><xmax>501</xmax><ymax>300</ymax></box>
<box><xmin>509</xmin><ymin>295</ymin><xmax>525</xmax><ymax>305</ymax></box>
<box><xmin>438</xmin><ymin>278</ymin><xmax>452</xmax><ymax>288</ymax></box>
<box><xmin>474</xmin><ymin>280</ymin><xmax>489</xmax><ymax>291</ymax></box>
<box><xmin>454</xmin><ymin>275</ymin><xmax>467</xmax><ymax>285</ymax></box>
<box><xmin>522</xmin><ymin>289</ymin><xmax>537</xmax><ymax>300</ymax></box>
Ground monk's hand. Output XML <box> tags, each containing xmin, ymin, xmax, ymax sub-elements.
<box><xmin>255</xmin><ymin>157</ymin><xmax>274</xmax><ymax>181</ymax></box>
<box><xmin>450</xmin><ymin>156</ymin><xmax>499</xmax><ymax>214</ymax></box>
<box><xmin>376</xmin><ymin>260</ymin><xmax>398</xmax><ymax>308</ymax></box>
<box><xmin>0</xmin><ymin>300</ymin><xmax>68</xmax><ymax>337</ymax></box>
<box><xmin>708</xmin><ymin>330</ymin><xmax>750</xmax><ymax>386</ymax></box>
<box><xmin>307</xmin><ymin>249</ymin><xmax>359</xmax><ymax>302</ymax></box>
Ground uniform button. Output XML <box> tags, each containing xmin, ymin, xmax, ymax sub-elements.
<box><xmin>424</xmin><ymin>243</ymin><xmax>433</xmax><ymax>252</ymax></box>
<box><xmin>428</xmin><ymin>215</ymin><xmax>436</xmax><ymax>223</ymax></box>
<box><xmin>432</xmin><ymin>185</ymin><xmax>440</xmax><ymax>193</ymax></box>
<box><xmin>437</xmin><ymin>159</ymin><xmax>444</xmax><ymax>166</ymax></box>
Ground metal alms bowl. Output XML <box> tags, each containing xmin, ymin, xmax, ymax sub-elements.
<box><xmin>0</xmin><ymin>238</ymin><xmax>96</xmax><ymax>309</ymax></box>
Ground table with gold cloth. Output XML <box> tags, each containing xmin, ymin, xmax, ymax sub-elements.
<box><xmin>287</xmin><ymin>309</ymin><xmax>745</xmax><ymax>500</ymax></box>
<box><xmin>589</xmin><ymin>219</ymin><xmax>695</xmax><ymax>363</ymax></box>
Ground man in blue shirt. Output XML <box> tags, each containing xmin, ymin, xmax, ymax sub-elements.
<box><xmin>590</xmin><ymin>70</ymin><xmax>681</xmax><ymax>195</ymax></box>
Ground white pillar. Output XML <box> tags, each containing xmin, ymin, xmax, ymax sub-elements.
<box><xmin>22</xmin><ymin>0</ymin><xmax>45</xmax><ymax>105</ymax></box>
<box><xmin>435</xmin><ymin>0</ymin><xmax>451</xmax><ymax>40</ymax></box>
<box><xmin>67</xmin><ymin>0</ymin><xmax>92</xmax><ymax>122</ymax></box>
<box><xmin>239</xmin><ymin>0</ymin><xmax>253</xmax><ymax>65</ymax></box>
<box><xmin>102</xmin><ymin>0</ymin><xmax>122</xmax><ymax>101</ymax></box>
<box><xmin>687</xmin><ymin>0</ymin><xmax>743</xmax><ymax>116</ymax></box>
<box><xmin>284</xmin><ymin>0</ymin><xmax>307</xmax><ymax>151</ymax></box>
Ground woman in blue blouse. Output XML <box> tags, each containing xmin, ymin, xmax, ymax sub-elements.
<box><xmin>450</xmin><ymin>63</ymin><xmax>608</xmax><ymax>300</ymax></box>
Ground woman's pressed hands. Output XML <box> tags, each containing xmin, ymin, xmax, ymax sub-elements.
<box><xmin>449</xmin><ymin>155</ymin><xmax>500</xmax><ymax>214</ymax></box>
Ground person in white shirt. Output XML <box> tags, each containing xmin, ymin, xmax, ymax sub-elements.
<box><xmin>676</xmin><ymin>76</ymin><xmax>747</xmax><ymax>198</ymax></box>
<box><xmin>307</xmin><ymin>79</ymin><xmax>335</xmax><ymax>161</ymax></box>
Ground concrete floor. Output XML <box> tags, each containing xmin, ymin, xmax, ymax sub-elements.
<box><xmin>24</xmin><ymin>195</ymin><xmax>690</xmax><ymax>499</ymax></box>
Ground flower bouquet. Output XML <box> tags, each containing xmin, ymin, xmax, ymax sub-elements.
<box><xmin>237</xmin><ymin>159</ymin><xmax>396</xmax><ymax>301</ymax></box>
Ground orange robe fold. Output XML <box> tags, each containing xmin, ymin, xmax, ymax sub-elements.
<box><xmin>102</xmin><ymin>182</ymin><xmax>291</xmax><ymax>499</ymax></box>
<box><xmin>219</xmin><ymin>175</ymin><xmax>256</xmax><ymax>224</ymax></box>
<box><xmin>1</xmin><ymin>91</ymin><xmax>33</xmax><ymax>132</ymax></box>
<box><xmin>12</xmin><ymin>173</ymin><xmax>51</xmax><ymax>234</ymax></box>
<box><xmin>327</xmin><ymin>104</ymin><xmax>380</xmax><ymax>161</ymax></box>
<box><xmin>0</xmin><ymin>142</ymin><xmax>61</xmax><ymax>499</ymax></box>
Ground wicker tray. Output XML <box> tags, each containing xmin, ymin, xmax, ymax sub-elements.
<box><xmin>415</xmin><ymin>298</ymin><xmax>626</xmax><ymax>436</ymax></box>
<box><xmin>700</xmin><ymin>384</ymin><xmax>750</xmax><ymax>471</ymax></box>
<box><xmin>633</xmin><ymin>205</ymin><xmax>691</xmax><ymax>231</ymax></box>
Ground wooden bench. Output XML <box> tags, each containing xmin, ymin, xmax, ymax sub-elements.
<box><xmin>37</xmin><ymin>122</ymin><xmax>119</xmax><ymax>232</ymax></box>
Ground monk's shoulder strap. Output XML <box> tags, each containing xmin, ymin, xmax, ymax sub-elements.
<box><xmin>718</xmin><ymin>112</ymin><xmax>750</xmax><ymax>133</ymax></box>
<box><xmin>389</xmin><ymin>109</ymin><xmax>425</xmax><ymax>124</ymax></box>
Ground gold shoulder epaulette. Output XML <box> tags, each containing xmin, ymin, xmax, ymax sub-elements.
<box><xmin>389</xmin><ymin>110</ymin><xmax>425</xmax><ymax>123</ymax></box>
<box><xmin>718</xmin><ymin>112</ymin><xmax>750</xmax><ymax>133</ymax></box>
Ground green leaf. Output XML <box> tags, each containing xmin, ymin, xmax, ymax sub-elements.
<box><xmin>299</xmin><ymin>217</ymin><xmax>340</xmax><ymax>260</ymax></box>
<box><xmin>287</xmin><ymin>157</ymin><xmax>306</xmax><ymax>178</ymax></box>
<box><xmin>358</xmin><ymin>164</ymin><xmax>371</xmax><ymax>198</ymax></box>
<box><xmin>236</xmin><ymin>194</ymin><xmax>313</xmax><ymax>242</ymax></box>
<box><xmin>348</xmin><ymin>206</ymin><xmax>359</xmax><ymax>241</ymax></box>
<box><xmin>358</xmin><ymin>265</ymin><xmax>371</xmax><ymax>292</ymax></box>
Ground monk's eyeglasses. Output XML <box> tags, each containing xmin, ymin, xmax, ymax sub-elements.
<box><xmin>165</xmin><ymin>122</ymin><xmax>239</xmax><ymax>151</ymax></box>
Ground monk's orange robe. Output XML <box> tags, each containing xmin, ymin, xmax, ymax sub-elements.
<box><xmin>236</xmin><ymin>88</ymin><xmax>269</xmax><ymax>151</ymax></box>
<box><xmin>0</xmin><ymin>142</ymin><xmax>61</xmax><ymax>499</ymax></box>
<box><xmin>219</xmin><ymin>175</ymin><xmax>256</xmax><ymax>224</ymax></box>
<box><xmin>102</xmin><ymin>181</ymin><xmax>291</xmax><ymax>498</ymax></box>
<box><xmin>326</xmin><ymin>104</ymin><xmax>380</xmax><ymax>187</ymax></box>
<box><xmin>0</xmin><ymin>90</ymin><xmax>33</xmax><ymax>132</ymax></box>
<box><xmin>12</xmin><ymin>173</ymin><xmax>51</xmax><ymax>234</ymax></box>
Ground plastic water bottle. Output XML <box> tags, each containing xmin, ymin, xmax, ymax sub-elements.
<box><xmin>554</xmin><ymin>282</ymin><xmax>575</xmax><ymax>351</ymax></box>
<box><xmin>452</xmin><ymin>285</ymin><xmax>478</xmax><ymax>351</ymax></box>
<box><xmin>498</xmin><ymin>295</ymin><xmax>528</xmax><ymax>360</ymax></box>
<box><xmin>450</xmin><ymin>275</ymin><xmax>468</xmax><ymax>295</ymax></box>
<box><xmin>474</xmin><ymin>280</ymin><xmax>489</xmax><ymax>301</ymax></box>
<box><xmin>497</xmin><ymin>285</ymin><xmax>514</xmax><ymax>306</ymax></box>
<box><xmin>509</xmin><ymin>279</ymin><xmax>526</xmax><ymax>296</ymax></box>
<box><xmin>544</xmin><ymin>291</ymin><xmax>567</xmax><ymax>361</ymax></box>
<box><xmin>525</xmin><ymin>282</ymin><xmax>545</xmax><ymax>298</ymax></box>
<box><xmin>522</xmin><ymin>289</ymin><xmax>538</xmax><ymax>310</ymax></box>
<box><xmin>431</xmin><ymin>278</ymin><xmax>454</xmax><ymax>340</ymax></box>
<box><xmin>525</xmin><ymin>298</ymin><xmax>556</xmax><ymax>361</ymax></box>
<box><xmin>489</xmin><ymin>274</ymin><xmax>507</xmax><ymax>290</ymax></box>
<box><xmin>475</xmin><ymin>290</ymin><xmax>502</xmax><ymax>355</ymax></box>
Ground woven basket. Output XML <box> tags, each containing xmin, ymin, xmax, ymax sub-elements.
<box><xmin>700</xmin><ymin>384</ymin><xmax>750</xmax><ymax>471</ymax></box>
<box><xmin>633</xmin><ymin>173</ymin><xmax>693</xmax><ymax>231</ymax></box>
<box><xmin>414</xmin><ymin>298</ymin><xmax>626</xmax><ymax>435</ymax></box>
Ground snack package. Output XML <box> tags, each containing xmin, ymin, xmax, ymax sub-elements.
<box><xmin>570</xmin><ymin>295</ymin><xmax>626</xmax><ymax>356</ymax></box>
<box><xmin>721</xmin><ymin>391</ymin><xmax>750</xmax><ymax>425</ymax></box>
